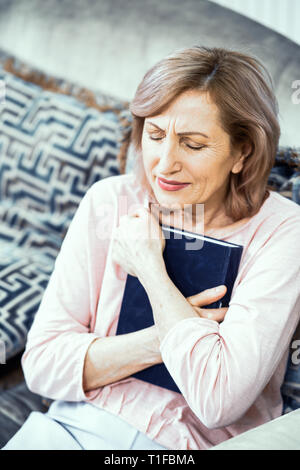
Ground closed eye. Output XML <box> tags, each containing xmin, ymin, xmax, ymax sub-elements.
<box><xmin>149</xmin><ymin>135</ymin><xmax>206</xmax><ymax>151</ymax></box>
<box><xmin>186</xmin><ymin>144</ymin><xmax>206</xmax><ymax>151</ymax></box>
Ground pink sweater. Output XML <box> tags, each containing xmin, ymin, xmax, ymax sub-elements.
<box><xmin>21</xmin><ymin>173</ymin><xmax>300</xmax><ymax>450</ymax></box>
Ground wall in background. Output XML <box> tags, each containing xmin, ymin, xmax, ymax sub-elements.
<box><xmin>209</xmin><ymin>0</ymin><xmax>300</xmax><ymax>45</ymax></box>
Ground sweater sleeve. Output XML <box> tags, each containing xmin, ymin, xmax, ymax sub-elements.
<box><xmin>21</xmin><ymin>183</ymin><xmax>110</xmax><ymax>402</ymax></box>
<box><xmin>159</xmin><ymin>216</ymin><xmax>300</xmax><ymax>429</ymax></box>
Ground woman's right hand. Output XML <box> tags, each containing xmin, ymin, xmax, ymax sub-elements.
<box><xmin>186</xmin><ymin>285</ymin><xmax>229</xmax><ymax>323</ymax></box>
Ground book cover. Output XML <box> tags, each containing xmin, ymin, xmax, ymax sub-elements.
<box><xmin>116</xmin><ymin>224</ymin><xmax>243</xmax><ymax>393</ymax></box>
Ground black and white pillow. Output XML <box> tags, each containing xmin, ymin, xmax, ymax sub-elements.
<box><xmin>0</xmin><ymin>59</ymin><xmax>130</xmax><ymax>360</ymax></box>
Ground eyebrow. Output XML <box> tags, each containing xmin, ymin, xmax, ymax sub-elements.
<box><xmin>145</xmin><ymin>121</ymin><xmax>209</xmax><ymax>139</ymax></box>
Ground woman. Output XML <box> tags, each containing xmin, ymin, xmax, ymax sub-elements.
<box><xmin>3</xmin><ymin>46</ymin><xmax>300</xmax><ymax>450</ymax></box>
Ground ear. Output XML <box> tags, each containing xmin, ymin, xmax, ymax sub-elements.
<box><xmin>231</xmin><ymin>142</ymin><xmax>252</xmax><ymax>175</ymax></box>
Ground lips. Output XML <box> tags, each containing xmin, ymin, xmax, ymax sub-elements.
<box><xmin>157</xmin><ymin>177</ymin><xmax>190</xmax><ymax>191</ymax></box>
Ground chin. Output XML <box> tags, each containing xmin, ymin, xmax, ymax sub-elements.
<box><xmin>153</xmin><ymin>192</ymin><xmax>187</xmax><ymax>211</ymax></box>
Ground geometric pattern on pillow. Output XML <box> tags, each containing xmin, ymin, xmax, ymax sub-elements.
<box><xmin>0</xmin><ymin>73</ymin><xmax>122</xmax><ymax>219</ymax></box>
<box><xmin>0</xmin><ymin>240</ymin><xmax>55</xmax><ymax>360</ymax></box>
<box><xmin>0</xmin><ymin>64</ymin><xmax>130</xmax><ymax>361</ymax></box>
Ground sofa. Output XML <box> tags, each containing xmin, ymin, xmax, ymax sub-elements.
<box><xmin>0</xmin><ymin>0</ymin><xmax>299</xmax><ymax>450</ymax></box>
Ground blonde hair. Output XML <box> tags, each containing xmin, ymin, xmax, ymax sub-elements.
<box><xmin>129</xmin><ymin>46</ymin><xmax>281</xmax><ymax>221</ymax></box>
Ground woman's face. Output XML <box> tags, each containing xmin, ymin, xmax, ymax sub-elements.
<box><xmin>141</xmin><ymin>90</ymin><xmax>245</xmax><ymax>216</ymax></box>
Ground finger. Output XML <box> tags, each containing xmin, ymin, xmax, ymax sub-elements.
<box><xmin>111</xmin><ymin>244</ymin><xmax>137</xmax><ymax>277</ymax></box>
<box><xmin>200</xmin><ymin>307</ymin><xmax>228</xmax><ymax>322</ymax></box>
<box><xmin>192</xmin><ymin>306</ymin><xmax>228</xmax><ymax>323</ymax></box>
<box><xmin>187</xmin><ymin>285</ymin><xmax>227</xmax><ymax>307</ymax></box>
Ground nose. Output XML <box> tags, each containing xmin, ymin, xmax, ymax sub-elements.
<box><xmin>156</xmin><ymin>136</ymin><xmax>182</xmax><ymax>175</ymax></box>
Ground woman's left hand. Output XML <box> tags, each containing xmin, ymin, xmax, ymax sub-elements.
<box><xmin>112</xmin><ymin>207</ymin><xmax>166</xmax><ymax>278</ymax></box>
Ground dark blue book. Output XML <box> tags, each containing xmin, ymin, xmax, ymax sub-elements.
<box><xmin>116</xmin><ymin>224</ymin><xmax>243</xmax><ymax>394</ymax></box>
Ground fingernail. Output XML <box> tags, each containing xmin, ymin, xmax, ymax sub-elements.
<box><xmin>215</xmin><ymin>285</ymin><xmax>224</xmax><ymax>293</ymax></box>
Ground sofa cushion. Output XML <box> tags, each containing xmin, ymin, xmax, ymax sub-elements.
<box><xmin>0</xmin><ymin>75</ymin><xmax>121</xmax><ymax>220</ymax></box>
<box><xmin>0</xmin><ymin>52</ymin><xmax>131</xmax><ymax>361</ymax></box>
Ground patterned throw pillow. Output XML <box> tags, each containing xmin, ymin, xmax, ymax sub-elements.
<box><xmin>0</xmin><ymin>53</ymin><xmax>131</xmax><ymax>360</ymax></box>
